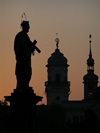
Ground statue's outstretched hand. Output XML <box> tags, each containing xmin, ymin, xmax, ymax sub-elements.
<box><xmin>33</xmin><ymin>40</ymin><xmax>37</xmax><ymax>45</ymax></box>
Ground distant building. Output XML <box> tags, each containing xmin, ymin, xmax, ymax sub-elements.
<box><xmin>45</xmin><ymin>38</ymin><xmax>70</xmax><ymax>105</ymax></box>
<box><xmin>45</xmin><ymin>35</ymin><xmax>100</xmax><ymax>125</ymax></box>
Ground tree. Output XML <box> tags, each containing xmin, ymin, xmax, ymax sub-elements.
<box><xmin>0</xmin><ymin>100</ymin><xmax>9</xmax><ymax>133</ymax></box>
<box><xmin>0</xmin><ymin>100</ymin><xmax>8</xmax><ymax>106</ymax></box>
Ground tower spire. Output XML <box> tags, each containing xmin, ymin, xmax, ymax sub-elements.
<box><xmin>89</xmin><ymin>34</ymin><xmax>92</xmax><ymax>58</ymax></box>
<box><xmin>87</xmin><ymin>34</ymin><xmax>94</xmax><ymax>70</ymax></box>
<box><xmin>83</xmin><ymin>34</ymin><xmax>98</xmax><ymax>99</ymax></box>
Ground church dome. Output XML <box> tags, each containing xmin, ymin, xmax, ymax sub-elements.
<box><xmin>47</xmin><ymin>48</ymin><xmax>68</xmax><ymax>67</ymax></box>
<box><xmin>83</xmin><ymin>73</ymin><xmax>98</xmax><ymax>81</ymax></box>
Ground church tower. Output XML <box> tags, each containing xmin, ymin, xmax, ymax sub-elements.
<box><xmin>83</xmin><ymin>35</ymin><xmax>98</xmax><ymax>99</ymax></box>
<box><xmin>45</xmin><ymin>38</ymin><xmax>70</xmax><ymax>105</ymax></box>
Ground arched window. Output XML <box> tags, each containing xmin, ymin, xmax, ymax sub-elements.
<box><xmin>55</xmin><ymin>73</ymin><xmax>60</xmax><ymax>83</ymax></box>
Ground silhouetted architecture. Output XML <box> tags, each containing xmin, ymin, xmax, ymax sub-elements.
<box><xmin>44</xmin><ymin>35</ymin><xmax>100</xmax><ymax>132</ymax></box>
<box><xmin>66</xmin><ymin>109</ymin><xmax>100</xmax><ymax>133</ymax></box>
<box><xmin>4</xmin><ymin>19</ymin><xmax>42</xmax><ymax>133</ymax></box>
<box><xmin>5</xmin><ymin>88</ymin><xmax>42</xmax><ymax>133</ymax></box>
<box><xmin>45</xmin><ymin>38</ymin><xmax>70</xmax><ymax>105</ymax></box>
<box><xmin>3</xmin><ymin>28</ymin><xmax>100</xmax><ymax>132</ymax></box>
<box><xmin>83</xmin><ymin>35</ymin><xmax>99</xmax><ymax>99</ymax></box>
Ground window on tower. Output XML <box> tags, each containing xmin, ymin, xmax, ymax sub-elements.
<box><xmin>55</xmin><ymin>73</ymin><xmax>60</xmax><ymax>83</ymax></box>
<box><xmin>88</xmin><ymin>92</ymin><xmax>93</xmax><ymax>97</ymax></box>
<box><xmin>87</xmin><ymin>66</ymin><xmax>94</xmax><ymax>70</ymax></box>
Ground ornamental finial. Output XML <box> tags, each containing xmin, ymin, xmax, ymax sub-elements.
<box><xmin>89</xmin><ymin>34</ymin><xmax>92</xmax><ymax>57</ymax></box>
<box><xmin>89</xmin><ymin>34</ymin><xmax>92</xmax><ymax>44</ymax></box>
<box><xmin>55</xmin><ymin>33</ymin><xmax>60</xmax><ymax>49</ymax></box>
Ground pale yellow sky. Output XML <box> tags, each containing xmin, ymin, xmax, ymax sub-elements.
<box><xmin>0</xmin><ymin>0</ymin><xmax>100</xmax><ymax>104</ymax></box>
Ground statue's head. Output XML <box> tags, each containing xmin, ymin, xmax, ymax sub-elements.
<box><xmin>21</xmin><ymin>21</ymin><xmax>30</xmax><ymax>33</ymax></box>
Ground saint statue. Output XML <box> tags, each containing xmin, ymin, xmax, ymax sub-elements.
<box><xmin>14</xmin><ymin>21</ymin><xmax>40</xmax><ymax>89</ymax></box>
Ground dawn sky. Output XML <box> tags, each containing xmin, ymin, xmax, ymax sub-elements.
<box><xmin>0</xmin><ymin>0</ymin><xmax>100</xmax><ymax>104</ymax></box>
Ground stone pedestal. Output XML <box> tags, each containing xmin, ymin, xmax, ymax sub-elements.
<box><xmin>4</xmin><ymin>87</ymin><xmax>42</xmax><ymax>133</ymax></box>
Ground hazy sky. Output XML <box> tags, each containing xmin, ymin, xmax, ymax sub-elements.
<box><xmin>0</xmin><ymin>0</ymin><xmax>100</xmax><ymax>104</ymax></box>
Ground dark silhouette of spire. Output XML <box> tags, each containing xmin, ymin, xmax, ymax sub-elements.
<box><xmin>83</xmin><ymin>34</ymin><xmax>98</xmax><ymax>99</ymax></box>
<box><xmin>87</xmin><ymin>34</ymin><xmax>94</xmax><ymax>69</ymax></box>
<box><xmin>89</xmin><ymin>41</ymin><xmax>92</xmax><ymax>58</ymax></box>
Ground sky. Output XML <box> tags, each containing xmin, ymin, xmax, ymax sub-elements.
<box><xmin>0</xmin><ymin>0</ymin><xmax>100</xmax><ymax>104</ymax></box>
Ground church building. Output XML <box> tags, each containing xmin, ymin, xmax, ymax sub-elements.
<box><xmin>45</xmin><ymin>38</ymin><xmax>70</xmax><ymax>105</ymax></box>
<box><xmin>45</xmin><ymin>35</ymin><xmax>100</xmax><ymax>124</ymax></box>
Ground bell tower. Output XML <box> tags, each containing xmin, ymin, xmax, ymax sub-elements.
<box><xmin>45</xmin><ymin>38</ymin><xmax>70</xmax><ymax>105</ymax></box>
<box><xmin>83</xmin><ymin>35</ymin><xmax>98</xmax><ymax>99</ymax></box>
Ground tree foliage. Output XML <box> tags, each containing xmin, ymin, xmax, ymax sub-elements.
<box><xmin>0</xmin><ymin>100</ymin><xmax>9</xmax><ymax>133</ymax></box>
<box><xmin>0</xmin><ymin>100</ymin><xmax>8</xmax><ymax>106</ymax></box>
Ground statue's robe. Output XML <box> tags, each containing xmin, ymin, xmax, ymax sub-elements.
<box><xmin>14</xmin><ymin>31</ymin><xmax>33</xmax><ymax>89</ymax></box>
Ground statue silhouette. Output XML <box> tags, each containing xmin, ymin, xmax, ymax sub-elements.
<box><xmin>14</xmin><ymin>21</ymin><xmax>40</xmax><ymax>89</ymax></box>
